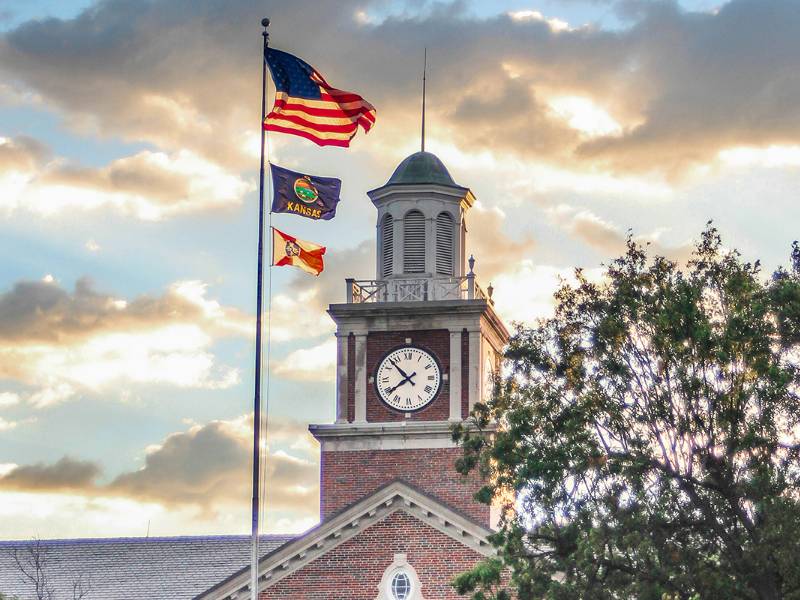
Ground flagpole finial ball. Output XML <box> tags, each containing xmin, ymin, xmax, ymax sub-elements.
<box><xmin>261</xmin><ymin>18</ymin><xmax>270</xmax><ymax>28</ymax></box>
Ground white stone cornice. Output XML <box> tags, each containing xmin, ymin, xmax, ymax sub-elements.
<box><xmin>310</xmin><ymin>420</ymin><xmax>457</xmax><ymax>451</ymax></box>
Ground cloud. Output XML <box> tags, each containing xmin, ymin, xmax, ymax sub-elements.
<box><xmin>0</xmin><ymin>415</ymin><xmax>319</xmax><ymax>517</ymax></box>
<box><xmin>550</xmin><ymin>204</ymin><xmax>695</xmax><ymax>264</ymax></box>
<box><xmin>0</xmin><ymin>136</ymin><xmax>252</xmax><ymax>220</ymax></box>
<box><xmin>717</xmin><ymin>145</ymin><xmax>800</xmax><ymax>169</ymax></box>
<box><xmin>507</xmin><ymin>9</ymin><xmax>572</xmax><ymax>32</ymax></box>
<box><xmin>0</xmin><ymin>391</ymin><xmax>20</xmax><ymax>407</ymax></box>
<box><xmin>273</xmin><ymin>339</ymin><xmax>337</xmax><ymax>382</ymax></box>
<box><xmin>465</xmin><ymin>202</ymin><xmax>536</xmax><ymax>283</ymax></box>
<box><xmin>0</xmin><ymin>277</ymin><xmax>248</xmax><ymax>344</ymax></box>
<box><xmin>0</xmin><ymin>0</ymin><xmax>798</xmax><ymax>182</ymax></box>
<box><xmin>0</xmin><ymin>135</ymin><xmax>47</xmax><ymax>171</ymax></box>
<box><xmin>569</xmin><ymin>210</ymin><xmax>623</xmax><ymax>253</ymax></box>
<box><xmin>573</xmin><ymin>0</ymin><xmax>800</xmax><ymax>176</ymax></box>
<box><xmin>0</xmin><ymin>277</ymin><xmax>249</xmax><ymax>405</ymax></box>
<box><xmin>0</xmin><ymin>456</ymin><xmax>100</xmax><ymax>492</ymax></box>
<box><xmin>0</xmin><ymin>417</ymin><xmax>19</xmax><ymax>431</ymax></box>
<box><xmin>108</xmin><ymin>415</ymin><xmax>315</xmax><ymax>510</ymax></box>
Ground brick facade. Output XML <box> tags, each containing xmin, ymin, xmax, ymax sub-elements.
<box><xmin>259</xmin><ymin>511</ymin><xmax>485</xmax><ymax>600</ymax></box>
<box><xmin>366</xmin><ymin>330</ymin><xmax>451</xmax><ymax>422</ymax></box>
<box><xmin>320</xmin><ymin>447</ymin><xmax>489</xmax><ymax>525</ymax></box>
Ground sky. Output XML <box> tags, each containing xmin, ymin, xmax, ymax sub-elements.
<box><xmin>0</xmin><ymin>0</ymin><xmax>799</xmax><ymax>540</ymax></box>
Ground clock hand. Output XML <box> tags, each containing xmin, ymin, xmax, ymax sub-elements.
<box><xmin>384</xmin><ymin>379</ymin><xmax>408</xmax><ymax>395</ymax></box>
<box><xmin>384</xmin><ymin>372</ymin><xmax>417</xmax><ymax>395</ymax></box>
<box><xmin>389</xmin><ymin>358</ymin><xmax>411</xmax><ymax>380</ymax></box>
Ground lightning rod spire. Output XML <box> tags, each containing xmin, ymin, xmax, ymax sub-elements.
<box><xmin>421</xmin><ymin>47</ymin><xmax>427</xmax><ymax>153</ymax></box>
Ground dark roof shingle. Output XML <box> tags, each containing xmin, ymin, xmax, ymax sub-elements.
<box><xmin>0</xmin><ymin>535</ymin><xmax>293</xmax><ymax>600</ymax></box>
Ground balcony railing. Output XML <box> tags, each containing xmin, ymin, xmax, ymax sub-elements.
<box><xmin>345</xmin><ymin>275</ymin><xmax>493</xmax><ymax>304</ymax></box>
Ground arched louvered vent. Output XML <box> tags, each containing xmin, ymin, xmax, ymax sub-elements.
<box><xmin>436</xmin><ymin>212</ymin><xmax>455</xmax><ymax>276</ymax></box>
<box><xmin>403</xmin><ymin>210</ymin><xmax>426</xmax><ymax>274</ymax></box>
<box><xmin>381</xmin><ymin>214</ymin><xmax>394</xmax><ymax>278</ymax></box>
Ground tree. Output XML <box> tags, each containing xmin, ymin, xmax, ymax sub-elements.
<box><xmin>454</xmin><ymin>226</ymin><xmax>800</xmax><ymax>600</ymax></box>
<box><xmin>8</xmin><ymin>539</ymin><xmax>91</xmax><ymax>600</ymax></box>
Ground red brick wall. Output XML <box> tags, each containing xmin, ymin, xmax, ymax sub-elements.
<box><xmin>260</xmin><ymin>511</ymin><xmax>486</xmax><ymax>600</ymax></box>
<box><xmin>366</xmin><ymin>330</ymin><xmax>450</xmax><ymax>422</ymax></box>
<box><xmin>320</xmin><ymin>447</ymin><xmax>489</xmax><ymax>525</ymax></box>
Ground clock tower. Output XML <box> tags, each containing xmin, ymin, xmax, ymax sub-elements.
<box><xmin>200</xmin><ymin>151</ymin><xmax>511</xmax><ymax>600</ymax></box>
<box><xmin>310</xmin><ymin>151</ymin><xmax>509</xmax><ymax>527</ymax></box>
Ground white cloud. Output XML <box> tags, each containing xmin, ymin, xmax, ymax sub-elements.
<box><xmin>0</xmin><ymin>416</ymin><xmax>19</xmax><ymax>431</ymax></box>
<box><xmin>28</xmin><ymin>384</ymin><xmax>76</xmax><ymax>409</ymax></box>
<box><xmin>85</xmin><ymin>239</ymin><xmax>100</xmax><ymax>252</ymax></box>
<box><xmin>717</xmin><ymin>145</ymin><xmax>800</xmax><ymax>169</ymax></box>
<box><xmin>273</xmin><ymin>339</ymin><xmax>337</xmax><ymax>382</ymax></box>
<box><xmin>430</xmin><ymin>142</ymin><xmax>672</xmax><ymax>203</ymax></box>
<box><xmin>547</xmin><ymin>204</ymin><xmax>695</xmax><ymax>264</ymax></box>
<box><xmin>0</xmin><ymin>391</ymin><xmax>20</xmax><ymax>407</ymax></box>
<box><xmin>547</xmin><ymin>96</ymin><xmax>623</xmax><ymax>138</ymax></box>
<box><xmin>491</xmin><ymin>262</ymin><xmax>572</xmax><ymax>323</ymax></box>
<box><xmin>0</xmin><ymin>138</ymin><xmax>253</xmax><ymax>221</ymax></box>
<box><xmin>268</xmin><ymin>290</ymin><xmax>335</xmax><ymax>343</ymax></box>
<box><xmin>0</xmin><ymin>278</ymin><xmax>249</xmax><ymax>406</ymax></box>
<box><xmin>508</xmin><ymin>9</ymin><xmax>572</xmax><ymax>32</ymax></box>
<box><xmin>7</xmin><ymin>324</ymin><xmax>239</xmax><ymax>404</ymax></box>
<box><xmin>0</xmin><ymin>489</ymin><xmax>315</xmax><ymax>538</ymax></box>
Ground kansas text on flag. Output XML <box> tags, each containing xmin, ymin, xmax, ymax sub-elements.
<box><xmin>271</xmin><ymin>227</ymin><xmax>326</xmax><ymax>276</ymax></box>
<box><xmin>264</xmin><ymin>48</ymin><xmax>376</xmax><ymax>147</ymax></box>
<box><xmin>270</xmin><ymin>163</ymin><xmax>341</xmax><ymax>220</ymax></box>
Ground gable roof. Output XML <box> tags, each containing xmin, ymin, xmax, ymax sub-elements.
<box><xmin>0</xmin><ymin>535</ymin><xmax>292</xmax><ymax>600</ymax></box>
<box><xmin>197</xmin><ymin>480</ymin><xmax>495</xmax><ymax>600</ymax></box>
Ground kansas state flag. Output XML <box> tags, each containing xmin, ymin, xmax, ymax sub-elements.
<box><xmin>270</xmin><ymin>163</ymin><xmax>341</xmax><ymax>221</ymax></box>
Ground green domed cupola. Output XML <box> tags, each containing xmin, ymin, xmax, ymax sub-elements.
<box><xmin>385</xmin><ymin>151</ymin><xmax>462</xmax><ymax>188</ymax></box>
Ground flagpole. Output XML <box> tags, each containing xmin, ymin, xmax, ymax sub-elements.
<box><xmin>251</xmin><ymin>16</ymin><xmax>270</xmax><ymax>600</ymax></box>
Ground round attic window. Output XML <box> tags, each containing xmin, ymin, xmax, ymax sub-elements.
<box><xmin>390</xmin><ymin>571</ymin><xmax>412</xmax><ymax>600</ymax></box>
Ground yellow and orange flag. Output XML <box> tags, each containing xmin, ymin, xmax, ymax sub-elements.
<box><xmin>271</xmin><ymin>227</ymin><xmax>326</xmax><ymax>276</ymax></box>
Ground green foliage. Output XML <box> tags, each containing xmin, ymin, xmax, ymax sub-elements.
<box><xmin>454</xmin><ymin>225</ymin><xmax>800</xmax><ymax>600</ymax></box>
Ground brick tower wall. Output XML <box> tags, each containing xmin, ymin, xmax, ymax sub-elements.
<box><xmin>320</xmin><ymin>447</ymin><xmax>489</xmax><ymax>525</ymax></box>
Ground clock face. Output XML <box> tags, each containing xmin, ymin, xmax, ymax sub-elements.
<box><xmin>375</xmin><ymin>346</ymin><xmax>441</xmax><ymax>412</ymax></box>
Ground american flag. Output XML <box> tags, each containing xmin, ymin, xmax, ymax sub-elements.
<box><xmin>264</xmin><ymin>48</ymin><xmax>376</xmax><ymax>147</ymax></box>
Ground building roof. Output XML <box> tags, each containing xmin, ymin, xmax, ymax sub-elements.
<box><xmin>0</xmin><ymin>534</ymin><xmax>292</xmax><ymax>600</ymax></box>
<box><xmin>385</xmin><ymin>151</ymin><xmax>461</xmax><ymax>187</ymax></box>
